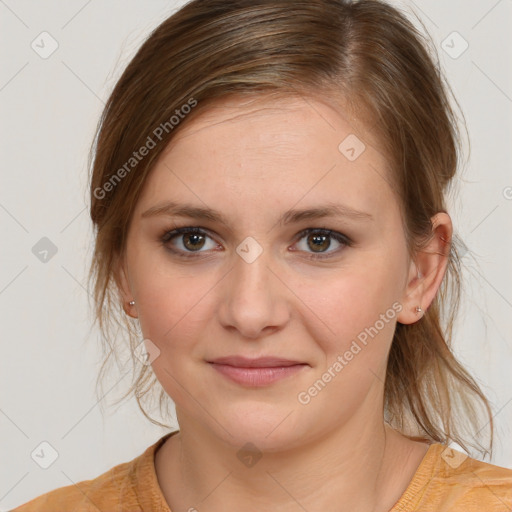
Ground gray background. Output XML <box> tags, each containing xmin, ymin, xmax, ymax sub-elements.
<box><xmin>1</xmin><ymin>0</ymin><xmax>511</xmax><ymax>509</ymax></box>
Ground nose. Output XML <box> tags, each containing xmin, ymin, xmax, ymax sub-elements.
<box><xmin>217</xmin><ymin>246</ymin><xmax>290</xmax><ymax>340</ymax></box>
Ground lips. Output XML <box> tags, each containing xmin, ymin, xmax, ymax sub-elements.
<box><xmin>207</xmin><ymin>356</ymin><xmax>309</xmax><ymax>387</ymax></box>
<box><xmin>208</xmin><ymin>356</ymin><xmax>306</xmax><ymax>368</ymax></box>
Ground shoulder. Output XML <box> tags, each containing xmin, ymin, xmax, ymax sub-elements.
<box><xmin>398</xmin><ymin>444</ymin><xmax>512</xmax><ymax>511</ymax></box>
<box><xmin>10</xmin><ymin>435</ymin><xmax>173</xmax><ymax>512</ymax></box>
<box><xmin>11</xmin><ymin>458</ymin><xmax>136</xmax><ymax>512</ymax></box>
<box><xmin>436</xmin><ymin>446</ymin><xmax>512</xmax><ymax>509</ymax></box>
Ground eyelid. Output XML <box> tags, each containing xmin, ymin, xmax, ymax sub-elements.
<box><xmin>293</xmin><ymin>227</ymin><xmax>351</xmax><ymax>245</ymax></box>
<box><xmin>161</xmin><ymin>226</ymin><xmax>212</xmax><ymax>243</ymax></box>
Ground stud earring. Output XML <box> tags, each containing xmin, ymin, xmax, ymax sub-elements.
<box><xmin>129</xmin><ymin>300</ymin><xmax>135</xmax><ymax>306</ymax></box>
<box><xmin>415</xmin><ymin>306</ymin><xmax>423</xmax><ymax>314</ymax></box>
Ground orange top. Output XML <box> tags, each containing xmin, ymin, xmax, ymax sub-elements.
<box><xmin>12</xmin><ymin>431</ymin><xmax>512</xmax><ymax>511</ymax></box>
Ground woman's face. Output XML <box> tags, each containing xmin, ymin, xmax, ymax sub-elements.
<box><xmin>119</xmin><ymin>94</ymin><xmax>423</xmax><ymax>450</ymax></box>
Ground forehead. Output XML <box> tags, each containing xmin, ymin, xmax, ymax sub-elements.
<box><xmin>168</xmin><ymin>93</ymin><xmax>384</xmax><ymax>158</ymax></box>
<box><xmin>136</xmin><ymin>94</ymin><xmax>400</xmax><ymax>228</ymax></box>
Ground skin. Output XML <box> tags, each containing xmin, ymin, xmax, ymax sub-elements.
<box><xmin>117</xmin><ymin>94</ymin><xmax>452</xmax><ymax>512</ymax></box>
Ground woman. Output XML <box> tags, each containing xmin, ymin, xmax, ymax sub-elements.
<box><xmin>13</xmin><ymin>0</ymin><xmax>512</xmax><ymax>510</ymax></box>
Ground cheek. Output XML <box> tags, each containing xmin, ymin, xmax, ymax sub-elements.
<box><xmin>136</xmin><ymin>270</ymin><xmax>210</xmax><ymax>347</ymax></box>
<box><xmin>300</xmin><ymin>261</ymin><xmax>401</xmax><ymax>363</ymax></box>
<box><xmin>134</xmin><ymin>269</ymin><xmax>212</xmax><ymax>402</ymax></box>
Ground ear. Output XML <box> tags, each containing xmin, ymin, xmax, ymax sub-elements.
<box><xmin>396</xmin><ymin>212</ymin><xmax>452</xmax><ymax>325</ymax></box>
<box><xmin>114</xmin><ymin>253</ymin><xmax>138</xmax><ymax>319</ymax></box>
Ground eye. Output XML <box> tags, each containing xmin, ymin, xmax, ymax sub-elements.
<box><xmin>292</xmin><ymin>228</ymin><xmax>352</xmax><ymax>260</ymax></box>
<box><xmin>161</xmin><ymin>227</ymin><xmax>219</xmax><ymax>256</ymax></box>
<box><xmin>160</xmin><ymin>226</ymin><xmax>352</xmax><ymax>260</ymax></box>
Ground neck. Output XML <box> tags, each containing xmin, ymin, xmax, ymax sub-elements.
<box><xmin>156</xmin><ymin>409</ymin><xmax>426</xmax><ymax>512</ymax></box>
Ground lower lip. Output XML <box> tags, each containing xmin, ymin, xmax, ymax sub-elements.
<box><xmin>209</xmin><ymin>363</ymin><xmax>307</xmax><ymax>387</ymax></box>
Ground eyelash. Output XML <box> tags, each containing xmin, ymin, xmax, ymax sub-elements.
<box><xmin>160</xmin><ymin>226</ymin><xmax>353</xmax><ymax>261</ymax></box>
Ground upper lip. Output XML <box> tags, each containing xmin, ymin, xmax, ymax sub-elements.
<box><xmin>208</xmin><ymin>356</ymin><xmax>306</xmax><ymax>368</ymax></box>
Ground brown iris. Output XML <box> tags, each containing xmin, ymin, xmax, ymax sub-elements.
<box><xmin>307</xmin><ymin>233</ymin><xmax>330</xmax><ymax>253</ymax></box>
<box><xmin>183</xmin><ymin>233</ymin><xmax>206</xmax><ymax>251</ymax></box>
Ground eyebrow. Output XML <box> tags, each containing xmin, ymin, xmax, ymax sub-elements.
<box><xmin>141</xmin><ymin>201</ymin><xmax>373</xmax><ymax>226</ymax></box>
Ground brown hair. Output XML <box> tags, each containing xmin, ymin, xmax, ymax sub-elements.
<box><xmin>87</xmin><ymin>0</ymin><xmax>494</xmax><ymax>457</ymax></box>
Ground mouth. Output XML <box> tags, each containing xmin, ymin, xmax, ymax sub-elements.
<box><xmin>206</xmin><ymin>356</ymin><xmax>309</xmax><ymax>387</ymax></box>
<box><xmin>208</xmin><ymin>355</ymin><xmax>307</xmax><ymax>367</ymax></box>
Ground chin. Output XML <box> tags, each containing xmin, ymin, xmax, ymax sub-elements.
<box><xmin>210</xmin><ymin>403</ymin><xmax>309</xmax><ymax>453</ymax></box>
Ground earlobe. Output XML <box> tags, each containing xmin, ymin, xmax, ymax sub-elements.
<box><xmin>396</xmin><ymin>262</ymin><xmax>425</xmax><ymax>325</ymax></box>
<box><xmin>397</xmin><ymin>212</ymin><xmax>452</xmax><ymax>325</ymax></box>
<box><xmin>124</xmin><ymin>299</ymin><xmax>138</xmax><ymax>318</ymax></box>
<box><xmin>115</xmin><ymin>256</ymin><xmax>138</xmax><ymax>319</ymax></box>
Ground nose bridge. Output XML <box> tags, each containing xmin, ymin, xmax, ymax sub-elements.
<box><xmin>218</xmin><ymin>236</ymin><xmax>288</xmax><ymax>338</ymax></box>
